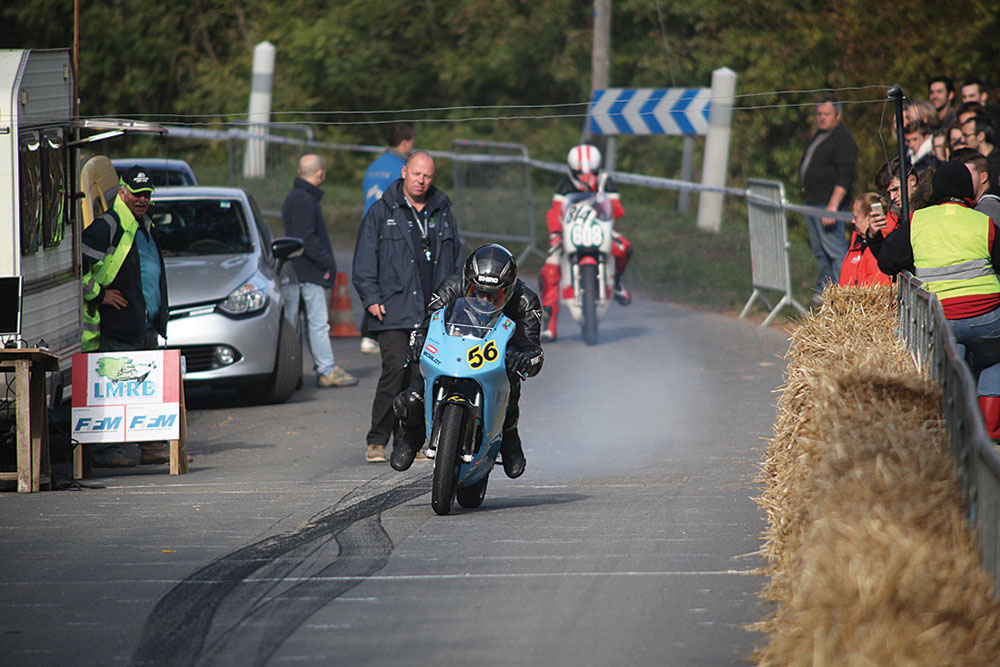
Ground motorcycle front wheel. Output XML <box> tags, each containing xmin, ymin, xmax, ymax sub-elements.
<box><xmin>432</xmin><ymin>403</ymin><xmax>464</xmax><ymax>515</ymax></box>
<box><xmin>581</xmin><ymin>262</ymin><xmax>599</xmax><ymax>345</ymax></box>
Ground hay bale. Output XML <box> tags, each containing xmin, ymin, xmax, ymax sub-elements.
<box><xmin>753</xmin><ymin>285</ymin><xmax>1000</xmax><ymax>665</ymax></box>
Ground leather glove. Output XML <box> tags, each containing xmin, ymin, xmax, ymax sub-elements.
<box><xmin>506</xmin><ymin>349</ymin><xmax>533</xmax><ymax>376</ymax></box>
<box><xmin>407</xmin><ymin>330</ymin><xmax>425</xmax><ymax>363</ymax></box>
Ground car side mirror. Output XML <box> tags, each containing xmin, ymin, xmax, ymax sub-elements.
<box><xmin>272</xmin><ymin>237</ymin><xmax>304</xmax><ymax>261</ymax></box>
<box><xmin>272</xmin><ymin>237</ymin><xmax>303</xmax><ymax>273</ymax></box>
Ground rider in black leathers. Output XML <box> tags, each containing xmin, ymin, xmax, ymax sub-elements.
<box><xmin>390</xmin><ymin>244</ymin><xmax>544</xmax><ymax>478</ymax></box>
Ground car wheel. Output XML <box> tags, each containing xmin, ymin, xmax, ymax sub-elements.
<box><xmin>239</xmin><ymin>312</ymin><xmax>301</xmax><ymax>405</ymax></box>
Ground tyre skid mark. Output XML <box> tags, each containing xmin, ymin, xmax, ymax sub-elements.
<box><xmin>130</xmin><ymin>474</ymin><xmax>431</xmax><ymax>666</ymax></box>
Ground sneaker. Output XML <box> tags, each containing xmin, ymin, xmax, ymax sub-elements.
<box><xmin>318</xmin><ymin>366</ymin><xmax>359</xmax><ymax>387</ymax></box>
<box><xmin>613</xmin><ymin>281</ymin><xmax>632</xmax><ymax>306</ymax></box>
<box><xmin>540</xmin><ymin>328</ymin><xmax>556</xmax><ymax>342</ymax></box>
<box><xmin>365</xmin><ymin>444</ymin><xmax>387</xmax><ymax>462</ymax></box>
<box><xmin>360</xmin><ymin>337</ymin><xmax>380</xmax><ymax>354</ymax></box>
<box><xmin>414</xmin><ymin>449</ymin><xmax>430</xmax><ymax>461</ymax></box>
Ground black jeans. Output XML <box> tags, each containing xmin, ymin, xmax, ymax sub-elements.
<box><xmin>100</xmin><ymin>327</ymin><xmax>159</xmax><ymax>352</ymax></box>
<box><xmin>366</xmin><ymin>330</ymin><xmax>420</xmax><ymax>447</ymax></box>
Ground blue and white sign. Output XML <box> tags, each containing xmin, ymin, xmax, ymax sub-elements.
<box><xmin>72</xmin><ymin>349</ymin><xmax>182</xmax><ymax>443</ymax></box>
<box><xmin>588</xmin><ymin>88</ymin><xmax>711</xmax><ymax>136</ymax></box>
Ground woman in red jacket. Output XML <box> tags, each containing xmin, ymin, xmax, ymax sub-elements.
<box><xmin>839</xmin><ymin>192</ymin><xmax>895</xmax><ymax>286</ymax></box>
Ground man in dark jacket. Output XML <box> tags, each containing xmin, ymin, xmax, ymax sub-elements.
<box><xmin>81</xmin><ymin>165</ymin><xmax>170</xmax><ymax>467</ymax></box>
<box><xmin>799</xmin><ymin>94</ymin><xmax>858</xmax><ymax>304</ymax></box>
<box><xmin>282</xmin><ymin>154</ymin><xmax>357</xmax><ymax>388</ymax></box>
<box><xmin>352</xmin><ymin>151</ymin><xmax>464</xmax><ymax>463</ymax></box>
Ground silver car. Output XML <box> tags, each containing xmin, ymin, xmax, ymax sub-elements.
<box><xmin>149</xmin><ymin>186</ymin><xmax>304</xmax><ymax>404</ymax></box>
<box><xmin>113</xmin><ymin>157</ymin><xmax>198</xmax><ymax>186</ymax></box>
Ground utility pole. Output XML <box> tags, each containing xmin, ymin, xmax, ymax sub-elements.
<box><xmin>590</xmin><ymin>0</ymin><xmax>615</xmax><ymax>171</ymax></box>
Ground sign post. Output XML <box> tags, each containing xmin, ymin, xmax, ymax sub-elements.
<box><xmin>71</xmin><ymin>349</ymin><xmax>188</xmax><ymax>476</ymax></box>
<box><xmin>586</xmin><ymin>67</ymin><xmax>737</xmax><ymax>228</ymax></box>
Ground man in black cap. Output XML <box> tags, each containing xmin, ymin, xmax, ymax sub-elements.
<box><xmin>81</xmin><ymin>165</ymin><xmax>169</xmax><ymax>467</ymax></box>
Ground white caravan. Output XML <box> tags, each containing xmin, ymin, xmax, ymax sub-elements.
<box><xmin>0</xmin><ymin>48</ymin><xmax>78</xmax><ymax>402</ymax></box>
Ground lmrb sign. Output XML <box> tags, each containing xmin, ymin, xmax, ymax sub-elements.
<box><xmin>72</xmin><ymin>349</ymin><xmax>181</xmax><ymax>442</ymax></box>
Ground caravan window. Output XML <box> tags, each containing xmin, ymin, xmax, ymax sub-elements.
<box><xmin>18</xmin><ymin>129</ymin><xmax>68</xmax><ymax>253</ymax></box>
<box><xmin>18</xmin><ymin>133</ymin><xmax>41</xmax><ymax>254</ymax></box>
<box><xmin>41</xmin><ymin>129</ymin><xmax>67</xmax><ymax>248</ymax></box>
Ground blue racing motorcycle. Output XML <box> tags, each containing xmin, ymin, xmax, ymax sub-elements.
<box><xmin>418</xmin><ymin>296</ymin><xmax>518</xmax><ymax>515</ymax></box>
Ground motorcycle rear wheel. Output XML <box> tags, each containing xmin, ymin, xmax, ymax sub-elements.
<box><xmin>457</xmin><ymin>473</ymin><xmax>489</xmax><ymax>508</ymax></box>
<box><xmin>581</xmin><ymin>262</ymin><xmax>599</xmax><ymax>345</ymax></box>
<box><xmin>431</xmin><ymin>403</ymin><xmax>464</xmax><ymax>515</ymax></box>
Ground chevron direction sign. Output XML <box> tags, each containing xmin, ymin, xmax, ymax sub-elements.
<box><xmin>588</xmin><ymin>88</ymin><xmax>711</xmax><ymax>136</ymax></box>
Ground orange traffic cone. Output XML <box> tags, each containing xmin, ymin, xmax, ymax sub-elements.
<box><xmin>329</xmin><ymin>272</ymin><xmax>362</xmax><ymax>337</ymax></box>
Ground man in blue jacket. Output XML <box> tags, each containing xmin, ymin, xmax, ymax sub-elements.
<box><xmin>353</xmin><ymin>151</ymin><xmax>464</xmax><ymax>462</ymax></box>
<box><xmin>358</xmin><ymin>123</ymin><xmax>415</xmax><ymax>355</ymax></box>
<box><xmin>282</xmin><ymin>154</ymin><xmax>357</xmax><ymax>388</ymax></box>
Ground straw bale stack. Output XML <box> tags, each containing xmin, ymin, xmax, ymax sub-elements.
<box><xmin>753</xmin><ymin>285</ymin><xmax>1000</xmax><ymax>665</ymax></box>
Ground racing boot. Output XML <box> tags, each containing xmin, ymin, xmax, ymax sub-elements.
<box><xmin>390</xmin><ymin>388</ymin><xmax>425</xmax><ymax>471</ymax></box>
<box><xmin>499</xmin><ymin>427</ymin><xmax>526</xmax><ymax>479</ymax></box>
<box><xmin>539</xmin><ymin>263</ymin><xmax>561</xmax><ymax>341</ymax></box>
<box><xmin>613</xmin><ymin>273</ymin><xmax>632</xmax><ymax>306</ymax></box>
<box><xmin>540</xmin><ymin>306</ymin><xmax>557</xmax><ymax>341</ymax></box>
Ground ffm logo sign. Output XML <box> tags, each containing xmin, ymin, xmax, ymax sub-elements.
<box><xmin>72</xmin><ymin>350</ymin><xmax>181</xmax><ymax>443</ymax></box>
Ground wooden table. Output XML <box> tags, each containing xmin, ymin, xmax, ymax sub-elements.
<box><xmin>0</xmin><ymin>349</ymin><xmax>60</xmax><ymax>492</ymax></box>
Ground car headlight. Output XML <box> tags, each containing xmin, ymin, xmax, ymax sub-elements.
<box><xmin>218</xmin><ymin>275</ymin><xmax>269</xmax><ymax>316</ymax></box>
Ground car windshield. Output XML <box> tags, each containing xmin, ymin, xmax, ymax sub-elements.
<box><xmin>150</xmin><ymin>198</ymin><xmax>254</xmax><ymax>256</ymax></box>
<box><xmin>442</xmin><ymin>297</ymin><xmax>502</xmax><ymax>338</ymax></box>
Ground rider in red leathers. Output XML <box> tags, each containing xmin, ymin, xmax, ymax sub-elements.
<box><xmin>539</xmin><ymin>144</ymin><xmax>633</xmax><ymax>341</ymax></box>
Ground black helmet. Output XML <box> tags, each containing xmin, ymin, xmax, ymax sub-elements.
<box><xmin>463</xmin><ymin>244</ymin><xmax>517</xmax><ymax>311</ymax></box>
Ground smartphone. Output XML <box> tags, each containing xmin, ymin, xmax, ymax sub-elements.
<box><xmin>870</xmin><ymin>202</ymin><xmax>884</xmax><ymax>216</ymax></box>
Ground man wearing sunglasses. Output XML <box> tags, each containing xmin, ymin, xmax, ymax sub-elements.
<box><xmin>81</xmin><ymin>166</ymin><xmax>169</xmax><ymax>467</ymax></box>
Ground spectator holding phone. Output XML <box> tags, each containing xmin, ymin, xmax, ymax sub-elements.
<box><xmin>839</xmin><ymin>192</ymin><xmax>894</xmax><ymax>287</ymax></box>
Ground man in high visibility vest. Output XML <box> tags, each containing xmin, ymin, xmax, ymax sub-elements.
<box><xmin>81</xmin><ymin>166</ymin><xmax>169</xmax><ymax>467</ymax></box>
<box><xmin>874</xmin><ymin>161</ymin><xmax>1000</xmax><ymax>438</ymax></box>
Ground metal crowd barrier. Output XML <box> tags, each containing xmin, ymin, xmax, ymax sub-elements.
<box><xmin>896</xmin><ymin>272</ymin><xmax>1000</xmax><ymax>597</ymax></box>
<box><xmin>738</xmin><ymin>179</ymin><xmax>809</xmax><ymax>326</ymax></box>
<box><xmin>449</xmin><ymin>139</ymin><xmax>541</xmax><ymax>264</ymax></box>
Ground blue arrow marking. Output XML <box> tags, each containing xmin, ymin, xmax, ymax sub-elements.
<box><xmin>639</xmin><ymin>89</ymin><xmax>667</xmax><ymax>134</ymax></box>
<box><xmin>588</xmin><ymin>89</ymin><xmax>606</xmax><ymax>136</ymax></box>
<box><xmin>670</xmin><ymin>88</ymin><xmax>698</xmax><ymax>136</ymax></box>
<box><xmin>609</xmin><ymin>89</ymin><xmax>636</xmax><ymax>135</ymax></box>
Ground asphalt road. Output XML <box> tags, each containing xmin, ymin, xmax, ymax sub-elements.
<box><xmin>0</xmin><ymin>294</ymin><xmax>789</xmax><ymax>666</ymax></box>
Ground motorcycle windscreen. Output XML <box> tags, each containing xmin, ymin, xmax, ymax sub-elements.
<box><xmin>444</xmin><ymin>297</ymin><xmax>502</xmax><ymax>338</ymax></box>
<box><xmin>563</xmin><ymin>191</ymin><xmax>613</xmax><ymax>220</ymax></box>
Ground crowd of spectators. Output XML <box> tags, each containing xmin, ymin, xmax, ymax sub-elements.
<box><xmin>834</xmin><ymin>77</ymin><xmax>1000</xmax><ymax>277</ymax></box>
<box><xmin>818</xmin><ymin>76</ymin><xmax>1000</xmax><ymax>439</ymax></box>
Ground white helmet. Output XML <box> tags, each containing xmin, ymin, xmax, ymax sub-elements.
<box><xmin>567</xmin><ymin>144</ymin><xmax>602</xmax><ymax>190</ymax></box>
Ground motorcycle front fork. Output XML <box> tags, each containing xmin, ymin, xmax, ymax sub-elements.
<box><xmin>426</xmin><ymin>391</ymin><xmax>481</xmax><ymax>463</ymax></box>
<box><xmin>571</xmin><ymin>260</ymin><xmax>608</xmax><ymax>306</ymax></box>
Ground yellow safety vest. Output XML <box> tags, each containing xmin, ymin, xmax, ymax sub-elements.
<box><xmin>911</xmin><ymin>204</ymin><xmax>1000</xmax><ymax>301</ymax></box>
<box><xmin>81</xmin><ymin>197</ymin><xmax>139</xmax><ymax>352</ymax></box>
